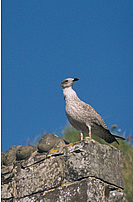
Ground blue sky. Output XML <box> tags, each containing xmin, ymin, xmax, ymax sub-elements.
<box><xmin>2</xmin><ymin>1</ymin><xmax>133</xmax><ymax>152</ymax></box>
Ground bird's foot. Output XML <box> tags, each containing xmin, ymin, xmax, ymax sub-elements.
<box><xmin>84</xmin><ymin>136</ymin><xmax>91</xmax><ymax>141</ymax></box>
<box><xmin>84</xmin><ymin>136</ymin><xmax>95</xmax><ymax>143</ymax></box>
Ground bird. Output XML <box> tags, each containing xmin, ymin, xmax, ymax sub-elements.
<box><xmin>61</xmin><ymin>78</ymin><xmax>125</xmax><ymax>144</ymax></box>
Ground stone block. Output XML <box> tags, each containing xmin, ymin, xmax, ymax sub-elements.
<box><xmin>1</xmin><ymin>138</ymin><xmax>125</xmax><ymax>201</ymax></box>
<box><xmin>64</xmin><ymin>139</ymin><xmax>123</xmax><ymax>188</ymax></box>
<box><xmin>15</xmin><ymin>156</ymin><xmax>64</xmax><ymax>198</ymax></box>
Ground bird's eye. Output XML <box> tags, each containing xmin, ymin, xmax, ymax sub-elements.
<box><xmin>64</xmin><ymin>80</ymin><xmax>68</xmax><ymax>83</ymax></box>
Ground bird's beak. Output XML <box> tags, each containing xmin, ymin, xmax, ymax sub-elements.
<box><xmin>73</xmin><ymin>78</ymin><xmax>79</xmax><ymax>82</ymax></box>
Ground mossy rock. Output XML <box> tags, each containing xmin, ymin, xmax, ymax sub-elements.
<box><xmin>37</xmin><ymin>133</ymin><xmax>66</xmax><ymax>153</ymax></box>
<box><xmin>1</xmin><ymin>152</ymin><xmax>5</xmax><ymax>166</ymax></box>
<box><xmin>3</xmin><ymin>145</ymin><xmax>22</xmax><ymax>166</ymax></box>
<box><xmin>16</xmin><ymin>145</ymin><xmax>37</xmax><ymax>160</ymax></box>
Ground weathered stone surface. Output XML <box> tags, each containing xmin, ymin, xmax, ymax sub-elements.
<box><xmin>1</xmin><ymin>199</ymin><xmax>13</xmax><ymax>202</ymax></box>
<box><xmin>1</xmin><ymin>171</ymin><xmax>14</xmax><ymax>185</ymax></box>
<box><xmin>21</xmin><ymin>151</ymin><xmax>47</xmax><ymax>168</ymax></box>
<box><xmin>3</xmin><ymin>145</ymin><xmax>22</xmax><ymax>166</ymax></box>
<box><xmin>8</xmin><ymin>178</ymin><xmax>126</xmax><ymax>202</ymax></box>
<box><xmin>108</xmin><ymin>190</ymin><xmax>126</xmax><ymax>202</ymax></box>
<box><xmin>1</xmin><ymin>184</ymin><xmax>12</xmax><ymax>199</ymax></box>
<box><xmin>1</xmin><ymin>152</ymin><xmax>5</xmax><ymax>166</ymax></box>
<box><xmin>1</xmin><ymin>138</ymin><xmax>125</xmax><ymax>201</ymax></box>
<box><xmin>48</xmin><ymin>146</ymin><xmax>65</xmax><ymax>157</ymax></box>
<box><xmin>25</xmin><ymin>179</ymin><xmax>88</xmax><ymax>202</ymax></box>
<box><xmin>87</xmin><ymin>177</ymin><xmax>126</xmax><ymax>202</ymax></box>
<box><xmin>64</xmin><ymin>139</ymin><xmax>123</xmax><ymax>188</ymax></box>
<box><xmin>1</xmin><ymin>165</ymin><xmax>13</xmax><ymax>175</ymax></box>
<box><xmin>16</xmin><ymin>145</ymin><xmax>37</xmax><ymax>160</ymax></box>
<box><xmin>37</xmin><ymin>133</ymin><xmax>66</xmax><ymax>152</ymax></box>
<box><xmin>15</xmin><ymin>156</ymin><xmax>64</xmax><ymax>198</ymax></box>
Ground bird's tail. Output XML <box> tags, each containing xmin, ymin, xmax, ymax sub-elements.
<box><xmin>112</xmin><ymin>133</ymin><xmax>125</xmax><ymax>140</ymax></box>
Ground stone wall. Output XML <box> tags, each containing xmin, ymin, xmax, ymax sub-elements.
<box><xmin>1</xmin><ymin>138</ymin><xmax>126</xmax><ymax>201</ymax></box>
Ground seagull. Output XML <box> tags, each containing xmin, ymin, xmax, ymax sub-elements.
<box><xmin>61</xmin><ymin>78</ymin><xmax>125</xmax><ymax>144</ymax></box>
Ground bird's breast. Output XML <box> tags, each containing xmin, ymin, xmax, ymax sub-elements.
<box><xmin>65</xmin><ymin>99</ymin><xmax>89</xmax><ymax>133</ymax></box>
<box><xmin>65</xmin><ymin>100</ymin><xmax>82</xmax><ymax>120</ymax></box>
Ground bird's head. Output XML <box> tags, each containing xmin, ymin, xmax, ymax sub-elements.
<box><xmin>61</xmin><ymin>78</ymin><xmax>79</xmax><ymax>89</ymax></box>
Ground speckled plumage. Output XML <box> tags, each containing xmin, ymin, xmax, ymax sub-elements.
<box><xmin>61</xmin><ymin>78</ymin><xmax>125</xmax><ymax>144</ymax></box>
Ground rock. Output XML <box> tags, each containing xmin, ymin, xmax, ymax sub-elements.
<box><xmin>3</xmin><ymin>145</ymin><xmax>22</xmax><ymax>166</ymax></box>
<box><xmin>16</xmin><ymin>145</ymin><xmax>37</xmax><ymax>160</ymax></box>
<box><xmin>64</xmin><ymin>139</ymin><xmax>124</xmax><ymax>188</ymax></box>
<box><xmin>15</xmin><ymin>156</ymin><xmax>64</xmax><ymax>198</ymax></box>
<box><xmin>1</xmin><ymin>152</ymin><xmax>5</xmax><ymax>166</ymax></box>
<box><xmin>37</xmin><ymin>133</ymin><xmax>66</xmax><ymax>152</ymax></box>
<box><xmin>1</xmin><ymin>138</ymin><xmax>126</xmax><ymax>201</ymax></box>
<box><xmin>1</xmin><ymin>165</ymin><xmax>13</xmax><ymax>175</ymax></box>
<box><xmin>21</xmin><ymin>151</ymin><xmax>47</xmax><ymax>168</ymax></box>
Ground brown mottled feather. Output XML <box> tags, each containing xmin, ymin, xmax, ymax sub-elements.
<box><xmin>61</xmin><ymin>78</ymin><xmax>125</xmax><ymax>144</ymax></box>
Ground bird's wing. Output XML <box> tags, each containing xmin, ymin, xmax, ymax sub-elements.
<box><xmin>84</xmin><ymin>103</ymin><xmax>109</xmax><ymax>130</ymax></box>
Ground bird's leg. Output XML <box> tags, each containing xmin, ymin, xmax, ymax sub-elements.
<box><xmin>88</xmin><ymin>126</ymin><xmax>91</xmax><ymax>138</ymax></box>
<box><xmin>80</xmin><ymin>131</ymin><xmax>83</xmax><ymax>141</ymax></box>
